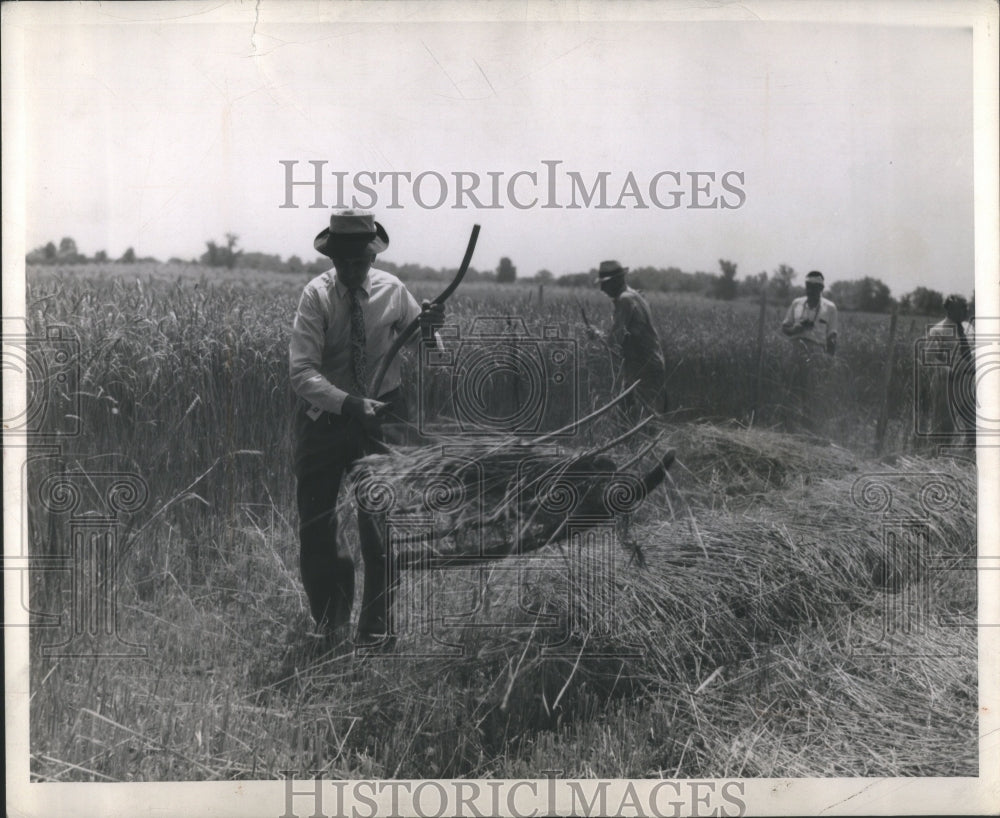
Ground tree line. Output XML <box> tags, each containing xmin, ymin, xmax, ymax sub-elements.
<box><xmin>558</xmin><ymin>259</ymin><xmax>965</xmax><ymax>315</ymax></box>
<box><xmin>25</xmin><ymin>237</ymin><xmax>155</xmax><ymax>266</ymax></box>
<box><xmin>27</xmin><ymin>236</ymin><xmax>963</xmax><ymax>316</ymax></box>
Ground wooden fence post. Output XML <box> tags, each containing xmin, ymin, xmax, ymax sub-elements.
<box><xmin>875</xmin><ymin>306</ymin><xmax>899</xmax><ymax>454</ymax></box>
<box><xmin>752</xmin><ymin>283</ymin><xmax>768</xmax><ymax>420</ymax></box>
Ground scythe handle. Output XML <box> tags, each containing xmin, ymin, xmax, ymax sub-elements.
<box><xmin>370</xmin><ymin>224</ymin><xmax>480</xmax><ymax>397</ymax></box>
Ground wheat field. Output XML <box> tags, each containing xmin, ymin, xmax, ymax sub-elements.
<box><xmin>22</xmin><ymin>263</ymin><xmax>976</xmax><ymax>781</ymax></box>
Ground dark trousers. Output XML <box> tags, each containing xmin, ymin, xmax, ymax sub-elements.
<box><xmin>620</xmin><ymin>363</ymin><xmax>668</xmax><ymax>426</ymax></box>
<box><xmin>293</xmin><ymin>391</ymin><xmax>406</xmax><ymax>635</ymax></box>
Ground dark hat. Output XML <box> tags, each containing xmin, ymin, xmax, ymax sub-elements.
<box><xmin>944</xmin><ymin>294</ymin><xmax>969</xmax><ymax>318</ymax></box>
<box><xmin>805</xmin><ymin>270</ymin><xmax>825</xmax><ymax>286</ymax></box>
<box><xmin>314</xmin><ymin>210</ymin><xmax>389</xmax><ymax>259</ymax></box>
<box><xmin>597</xmin><ymin>260</ymin><xmax>629</xmax><ymax>281</ymax></box>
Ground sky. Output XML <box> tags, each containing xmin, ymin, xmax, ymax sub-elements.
<box><xmin>5</xmin><ymin>1</ymin><xmax>989</xmax><ymax>298</ymax></box>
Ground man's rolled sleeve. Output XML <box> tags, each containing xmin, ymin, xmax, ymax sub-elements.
<box><xmin>289</xmin><ymin>286</ymin><xmax>349</xmax><ymax>415</ymax></box>
<box><xmin>399</xmin><ymin>286</ymin><xmax>423</xmax><ymax>337</ymax></box>
<box><xmin>781</xmin><ymin>303</ymin><xmax>796</xmax><ymax>332</ymax></box>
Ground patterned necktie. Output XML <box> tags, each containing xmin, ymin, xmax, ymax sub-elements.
<box><xmin>349</xmin><ymin>287</ymin><xmax>368</xmax><ymax>396</ymax></box>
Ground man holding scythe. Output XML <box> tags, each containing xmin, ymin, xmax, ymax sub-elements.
<box><xmin>288</xmin><ymin>209</ymin><xmax>448</xmax><ymax>650</ymax></box>
<box><xmin>588</xmin><ymin>260</ymin><xmax>669</xmax><ymax>419</ymax></box>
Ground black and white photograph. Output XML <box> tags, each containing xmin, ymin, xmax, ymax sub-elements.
<box><xmin>3</xmin><ymin>1</ymin><xmax>998</xmax><ymax>816</ymax></box>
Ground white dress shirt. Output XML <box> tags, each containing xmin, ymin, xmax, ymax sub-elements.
<box><xmin>289</xmin><ymin>268</ymin><xmax>423</xmax><ymax>414</ymax></box>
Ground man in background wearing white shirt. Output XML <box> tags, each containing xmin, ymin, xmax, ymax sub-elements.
<box><xmin>781</xmin><ymin>270</ymin><xmax>839</xmax><ymax>431</ymax></box>
<box><xmin>924</xmin><ymin>294</ymin><xmax>976</xmax><ymax>446</ymax></box>
<box><xmin>781</xmin><ymin>269</ymin><xmax>838</xmax><ymax>355</ymax></box>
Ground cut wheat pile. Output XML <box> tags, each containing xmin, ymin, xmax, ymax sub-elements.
<box><xmin>286</xmin><ymin>419</ymin><xmax>978</xmax><ymax>776</ymax></box>
<box><xmin>343</xmin><ymin>388</ymin><xmax>674</xmax><ymax>570</ymax></box>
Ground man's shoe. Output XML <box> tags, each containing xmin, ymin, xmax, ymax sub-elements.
<box><xmin>314</xmin><ymin>624</ymin><xmax>352</xmax><ymax>658</ymax></box>
<box><xmin>354</xmin><ymin>631</ymin><xmax>397</xmax><ymax>652</ymax></box>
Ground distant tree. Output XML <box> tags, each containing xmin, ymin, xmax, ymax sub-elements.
<box><xmin>713</xmin><ymin>258</ymin><xmax>738</xmax><ymax>300</ymax></box>
<box><xmin>536</xmin><ymin>269</ymin><xmax>554</xmax><ymax>283</ymax></box>
<box><xmin>856</xmin><ymin>277</ymin><xmax>892</xmax><ymax>312</ymax></box>
<box><xmin>239</xmin><ymin>251</ymin><xmax>284</xmax><ymax>271</ymax></box>
<box><xmin>769</xmin><ymin>264</ymin><xmax>796</xmax><ymax>301</ymax></box>
<box><xmin>94</xmin><ymin>250</ymin><xmax>108</xmax><ymax>263</ymax></box>
<box><xmin>555</xmin><ymin>263</ymin><xmax>721</xmax><ymax>293</ymax></box>
<box><xmin>286</xmin><ymin>254</ymin><xmax>304</xmax><ymax>274</ymax></box>
<box><xmin>739</xmin><ymin>271</ymin><xmax>768</xmax><ymax>298</ymax></box>
<box><xmin>26</xmin><ymin>242</ymin><xmax>57</xmax><ymax>264</ymax></box>
<box><xmin>628</xmin><ymin>266</ymin><xmax>706</xmax><ymax>294</ymax></box>
<box><xmin>201</xmin><ymin>233</ymin><xmax>242</xmax><ymax>269</ymax></box>
<box><xmin>224</xmin><ymin>232</ymin><xmax>241</xmax><ymax>269</ymax></box>
<box><xmin>902</xmin><ymin>286</ymin><xmax>944</xmax><ymax>315</ymax></box>
<box><xmin>58</xmin><ymin>237</ymin><xmax>79</xmax><ymax>259</ymax></box>
<box><xmin>26</xmin><ymin>237</ymin><xmax>86</xmax><ymax>264</ymax></box>
<box><xmin>828</xmin><ymin>277</ymin><xmax>892</xmax><ymax>313</ymax></box>
<box><xmin>120</xmin><ymin>246</ymin><xmax>136</xmax><ymax>263</ymax></box>
<box><xmin>826</xmin><ymin>280</ymin><xmax>853</xmax><ymax>308</ymax></box>
<box><xmin>497</xmin><ymin>257</ymin><xmax>517</xmax><ymax>284</ymax></box>
<box><xmin>555</xmin><ymin>272</ymin><xmax>593</xmax><ymax>287</ymax></box>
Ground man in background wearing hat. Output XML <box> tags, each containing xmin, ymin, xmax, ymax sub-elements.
<box><xmin>289</xmin><ymin>210</ymin><xmax>444</xmax><ymax>650</ymax></box>
<box><xmin>781</xmin><ymin>270</ymin><xmax>838</xmax><ymax>431</ymax></box>
<box><xmin>590</xmin><ymin>260</ymin><xmax>668</xmax><ymax>418</ymax></box>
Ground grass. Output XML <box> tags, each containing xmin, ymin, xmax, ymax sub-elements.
<box><xmin>21</xmin><ymin>262</ymin><xmax>977</xmax><ymax>781</ymax></box>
